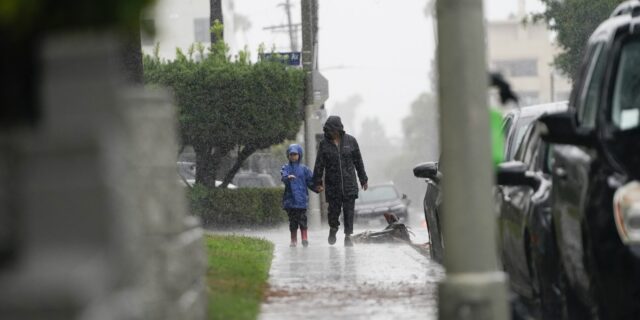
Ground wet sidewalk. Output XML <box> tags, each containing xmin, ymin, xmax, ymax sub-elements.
<box><xmin>256</xmin><ymin>226</ymin><xmax>444</xmax><ymax>320</ymax></box>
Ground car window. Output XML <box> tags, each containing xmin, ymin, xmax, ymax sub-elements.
<box><xmin>514</xmin><ymin>123</ymin><xmax>544</xmax><ymax>172</ymax></box>
<box><xmin>501</xmin><ymin>115</ymin><xmax>513</xmax><ymax>138</ymax></box>
<box><xmin>506</xmin><ymin>114</ymin><xmax>537</xmax><ymax>161</ymax></box>
<box><xmin>513</xmin><ymin>124</ymin><xmax>534</xmax><ymax>162</ymax></box>
<box><xmin>577</xmin><ymin>42</ymin><xmax>606</xmax><ymax>129</ymax></box>
<box><xmin>612</xmin><ymin>37</ymin><xmax>640</xmax><ymax>131</ymax></box>
<box><xmin>543</xmin><ymin>143</ymin><xmax>554</xmax><ymax>174</ymax></box>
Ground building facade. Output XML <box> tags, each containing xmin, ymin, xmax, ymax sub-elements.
<box><xmin>141</xmin><ymin>0</ymin><xmax>237</xmax><ymax>60</ymax></box>
<box><xmin>487</xmin><ymin>18</ymin><xmax>573</xmax><ymax>106</ymax></box>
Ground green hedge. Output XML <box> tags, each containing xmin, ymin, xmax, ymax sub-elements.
<box><xmin>189</xmin><ymin>185</ymin><xmax>286</xmax><ymax>227</ymax></box>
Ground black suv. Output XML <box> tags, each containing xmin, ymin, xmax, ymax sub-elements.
<box><xmin>537</xmin><ymin>2</ymin><xmax>640</xmax><ymax>318</ymax></box>
<box><xmin>495</xmin><ymin>102</ymin><xmax>568</xmax><ymax>319</ymax></box>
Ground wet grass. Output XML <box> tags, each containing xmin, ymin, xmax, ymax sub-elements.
<box><xmin>205</xmin><ymin>235</ymin><xmax>274</xmax><ymax>320</ymax></box>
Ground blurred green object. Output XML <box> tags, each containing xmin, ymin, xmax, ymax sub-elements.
<box><xmin>490</xmin><ymin>107</ymin><xmax>504</xmax><ymax>168</ymax></box>
<box><xmin>0</xmin><ymin>0</ymin><xmax>156</xmax><ymax>32</ymax></box>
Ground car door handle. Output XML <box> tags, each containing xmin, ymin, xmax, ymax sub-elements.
<box><xmin>554</xmin><ymin>167</ymin><xmax>568</xmax><ymax>180</ymax></box>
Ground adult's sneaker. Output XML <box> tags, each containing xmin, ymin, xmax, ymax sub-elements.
<box><xmin>344</xmin><ymin>235</ymin><xmax>353</xmax><ymax>247</ymax></box>
<box><xmin>328</xmin><ymin>227</ymin><xmax>338</xmax><ymax>245</ymax></box>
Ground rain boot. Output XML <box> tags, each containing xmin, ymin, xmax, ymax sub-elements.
<box><xmin>290</xmin><ymin>230</ymin><xmax>297</xmax><ymax>247</ymax></box>
<box><xmin>344</xmin><ymin>234</ymin><xmax>353</xmax><ymax>247</ymax></box>
<box><xmin>328</xmin><ymin>227</ymin><xmax>338</xmax><ymax>245</ymax></box>
<box><xmin>301</xmin><ymin>229</ymin><xmax>308</xmax><ymax>247</ymax></box>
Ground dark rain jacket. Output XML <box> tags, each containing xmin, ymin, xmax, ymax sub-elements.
<box><xmin>281</xmin><ymin>144</ymin><xmax>316</xmax><ymax>209</ymax></box>
<box><xmin>312</xmin><ymin>116</ymin><xmax>368</xmax><ymax>201</ymax></box>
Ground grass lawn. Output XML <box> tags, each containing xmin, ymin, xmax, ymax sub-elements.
<box><xmin>205</xmin><ymin>235</ymin><xmax>274</xmax><ymax>320</ymax></box>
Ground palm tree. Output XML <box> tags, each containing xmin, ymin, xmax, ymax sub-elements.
<box><xmin>210</xmin><ymin>0</ymin><xmax>224</xmax><ymax>43</ymax></box>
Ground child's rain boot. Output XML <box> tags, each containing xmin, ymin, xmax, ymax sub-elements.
<box><xmin>290</xmin><ymin>230</ymin><xmax>297</xmax><ymax>247</ymax></box>
<box><xmin>301</xmin><ymin>229</ymin><xmax>308</xmax><ymax>247</ymax></box>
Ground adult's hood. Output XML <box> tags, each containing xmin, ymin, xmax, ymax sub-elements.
<box><xmin>287</xmin><ymin>144</ymin><xmax>304</xmax><ymax>162</ymax></box>
<box><xmin>323</xmin><ymin>116</ymin><xmax>345</xmax><ymax>137</ymax></box>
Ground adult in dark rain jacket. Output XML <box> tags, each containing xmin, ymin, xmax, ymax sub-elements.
<box><xmin>313</xmin><ymin>116</ymin><xmax>368</xmax><ymax>246</ymax></box>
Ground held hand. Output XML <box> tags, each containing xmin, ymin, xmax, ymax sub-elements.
<box><xmin>317</xmin><ymin>186</ymin><xmax>324</xmax><ymax>193</ymax></box>
<box><xmin>362</xmin><ymin>183</ymin><xmax>368</xmax><ymax>191</ymax></box>
<box><xmin>288</xmin><ymin>175</ymin><xmax>296</xmax><ymax>180</ymax></box>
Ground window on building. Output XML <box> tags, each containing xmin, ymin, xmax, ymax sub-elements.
<box><xmin>140</xmin><ymin>19</ymin><xmax>156</xmax><ymax>46</ymax></box>
<box><xmin>494</xmin><ymin>59</ymin><xmax>538</xmax><ymax>77</ymax></box>
<box><xmin>194</xmin><ymin>18</ymin><xmax>210</xmax><ymax>43</ymax></box>
<box><xmin>516</xmin><ymin>91</ymin><xmax>539</xmax><ymax>106</ymax></box>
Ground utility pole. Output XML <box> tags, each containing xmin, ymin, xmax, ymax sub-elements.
<box><xmin>264</xmin><ymin>0</ymin><xmax>301</xmax><ymax>52</ymax></box>
<box><xmin>301</xmin><ymin>0</ymin><xmax>327</xmax><ymax>230</ymax></box>
<box><xmin>436</xmin><ymin>0</ymin><xmax>510</xmax><ymax>319</ymax></box>
<box><xmin>282</xmin><ymin>0</ymin><xmax>298</xmax><ymax>51</ymax></box>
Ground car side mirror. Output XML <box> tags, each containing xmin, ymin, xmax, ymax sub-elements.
<box><xmin>402</xmin><ymin>194</ymin><xmax>408</xmax><ymax>199</ymax></box>
<box><xmin>537</xmin><ymin>111</ymin><xmax>594</xmax><ymax>146</ymax></box>
<box><xmin>496</xmin><ymin>161</ymin><xmax>539</xmax><ymax>189</ymax></box>
<box><xmin>413</xmin><ymin>161</ymin><xmax>442</xmax><ymax>183</ymax></box>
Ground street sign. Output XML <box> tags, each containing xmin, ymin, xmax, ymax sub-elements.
<box><xmin>260</xmin><ymin>52</ymin><xmax>301</xmax><ymax>66</ymax></box>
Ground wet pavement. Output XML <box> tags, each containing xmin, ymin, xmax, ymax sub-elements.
<box><xmin>212</xmin><ymin>211</ymin><xmax>445</xmax><ymax>320</ymax></box>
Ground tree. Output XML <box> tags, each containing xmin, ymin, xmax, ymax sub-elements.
<box><xmin>532</xmin><ymin>0</ymin><xmax>625</xmax><ymax>81</ymax></box>
<box><xmin>210</xmin><ymin>0</ymin><xmax>223</xmax><ymax>43</ymax></box>
<box><xmin>357</xmin><ymin>117</ymin><xmax>396</xmax><ymax>183</ymax></box>
<box><xmin>384</xmin><ymin>92</ymin><xmax>439</xmax><ymax>207</ymax></box>
<box><xmin>330</xmin><ymin>94</ymin><xmax>363</xmax><ymax>134</ymax></box>
<box><xmin>144</xmin><ymin>23</ymin><xmax>305</xmax><ymax>188</ymax></box>
<box><xmin>402</xmin><ymin>93</ymin><xmax>439</xmax><ymax>161</ymax></box>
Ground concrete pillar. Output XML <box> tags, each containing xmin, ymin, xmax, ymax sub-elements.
<box><xmin>436</xmin><ymin>0</ymin><xmax>510</xmax><ymax>318</ymax></box>
<box><xmin>0</xmin><ymin>33</ymin><xmax>205</xmax><ymax>320</ymax></box>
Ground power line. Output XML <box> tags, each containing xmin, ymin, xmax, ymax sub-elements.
<box><xmin>262</xmin><ymin>0</ymin><xmax>300</xmax><ymax>51</ymax></box>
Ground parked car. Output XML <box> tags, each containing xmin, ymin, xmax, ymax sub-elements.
<box><xmin>413</xmin><ymin>162</ymin><xmax>443</xmax><ymax>263</ymax></box>
<box><xmin>501</xmin><ymin>102</ymin><xmax>568</xmax><ymax>161</ymax></box>
<box><xmin>536</xmin><ymin>4</ymin><xmax>640</xmax><ymax>318</ymax></box>
<box><xmin>232</xmin><ymin>171</ymin><xmax>277</xmax><ymax>188</ymax></box>
<box><xmin>354</xmin><ymin>183</ymin><xmax>410</xmax><ymax>225</ymax></box>
<box><xmin>411</xmin><ymin>103</ymin><xmax>565</xmax><ymax>264</ymax></box>
<box><xmin>494</xmin><ymin>101</ymin><xmax>568</xmax><ymax>318</ymax></box>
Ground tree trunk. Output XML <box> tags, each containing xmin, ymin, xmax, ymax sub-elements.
<box><xmin>220</xmin><ymin>145</ymin><xmax>256</xmax><ymax>188</ymax></box>
<box><xmin>195</xmin><ymin>143</ymin><xmax>233</xmax><ymax>188</ymax></box>
<box><xmin>210</xmin><ymin>0</ymin><xmax>224</xmax><ymax>43</ymax></box>
<box><xmin>194</xmin><ymin>144</ymin><xmax>215</xmax><ymax>188</ymax></box>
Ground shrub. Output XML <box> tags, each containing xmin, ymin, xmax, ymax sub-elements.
<box><xmin>189</xmin><ymin>185</ymin><xmax>287</xmax><ymax>227</ymax></box>
<box><xmin>144</xmin><ymin>22</ymin><xmax>305</xmax><ymax>189</ymax></box>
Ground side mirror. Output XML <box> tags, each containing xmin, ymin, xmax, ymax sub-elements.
<box><xmin>496</xmin><ymin>161</ymin><xmax>539</xmax><ymax>189</ymax></box>
<box><xmin>413</xmin><ymin>161</ymin><xmax>442</xmax><ymax>183</ymax></box>
<box><xmin>537</xmin><ymin>111</ymin><xmax>594</xmax><ymax>146</ymax></box>
<box><xmin>402</xmin><ymin>194</ymin><xmax>408</xmax><ymax>199</ymax></box>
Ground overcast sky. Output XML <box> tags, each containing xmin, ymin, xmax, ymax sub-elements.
<box><xmin>230</xmin><ymin>0</ymin><xmax>546</xmax><ymax>138</ymax></box>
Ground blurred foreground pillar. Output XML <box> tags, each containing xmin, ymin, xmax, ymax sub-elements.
<box><xmin>435</xmin><ymin>0</ymin><xmax>510</xmax><ymax>319</ymax></box>
<box><xmin>0</xmin><ymin>33</ymin><xmax>205</xmax><ymax>320</ymax></box>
